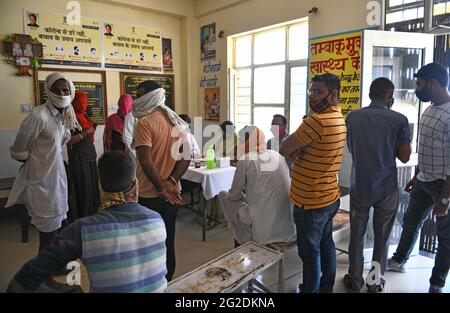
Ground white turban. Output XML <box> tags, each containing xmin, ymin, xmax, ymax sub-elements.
<box><xmin>44</xmin><ymin>72</ymin><xmax>81</xmax><ymax>131</ymax></box>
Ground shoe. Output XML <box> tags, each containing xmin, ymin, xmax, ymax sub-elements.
<box><xmin>387</xmin><ymin>258</ymin><xmax>406</xmax><ymax>273</ymax></box>
<box><xmin>366</xmin><ymin>277</ymin><xmax>386</xmax><ymax>293</ymax></box>
<box><xmin>343</xmin><ymin>274</ymin><xmax>360</xmax><ymax>293</ymax></box>
<box><xmin>429</xmin><ymin>284</ymin><xmax>443</xmax><ymax>293</ymax></box>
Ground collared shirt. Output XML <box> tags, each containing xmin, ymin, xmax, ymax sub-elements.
<box><xmin>134</xmin><ymin>109</ymin><xmax>184</xmax><ymax>198</ymax></box>
<box><xmin>267</xmin><ymin>132</ymin><xmax>291</xmax><ymax>169</ymax></box>
<box><xmin>187</xmin><ymin>132</ymin><xmax>201</xmax><ymax>157</ymax></box>
<box><xmin>224</xmin><ymin>150</ymin><xmax>296</xmax><ymax>244</ymax></box>
<box><xmin>290</xmin><ymin>106</ymin><xmax>346</xmax><ymax>210</ymax></box>
<box><xmin>7</xmin><ymin>103</ymin><xmax>71</xmax><ymax>217</ymax></box>
<box><xmin>417</xmin><ymin>101</ymin><xmax>450</xmax><ymax>182</ymax></box>
<box><xmin>123</xmin><ymin>113</ymin><xmax>137</xmax><ymax>159</ymax></box>
<box><xmin>346</xmin><ymin>101</ymin><xmax>411</xmax><ymax>199</ymax></box>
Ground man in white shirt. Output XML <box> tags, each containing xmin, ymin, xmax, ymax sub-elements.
<box><xmin>218</xmin><ymin>126</ymin><xmax>296</xmax><ymax>246</ymax></box>
<box><xmin>7</xmin><ymin>72</ymin><xmax>80</xmax><ymax>253</ymax></box>
<box><xmin>387</xmin><ymin>63</ymin><xmax>450</xmax><ymax>293</ymax></box>
<box><xmin>179</xmin><ymin>114</ymin><xmax>201</xmax><ymax>158</ymax></box>
<box><xmin>123</xmin><ymin>112</ymin><xmax>137</xmax><ymax>159</ymax></box>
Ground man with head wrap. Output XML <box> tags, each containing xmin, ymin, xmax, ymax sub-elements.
<box><xmin>132</xmin><ymin>80</ymin><xmax>190</xmax><ymax>281</ymax></box>
<box><xmin>6</xmin><ymin>72</ymin><xmax>80</xmax><ymax>253</ymax></box>
<box><xmin>218</xmin><ymin>126</ymin><xmax>296</xmax><ymax>247</ymax></box>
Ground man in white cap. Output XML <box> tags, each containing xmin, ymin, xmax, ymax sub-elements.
<box><xmin>6</xmin><ymin>72</ymin><xmax>85</xmax><ymax>254</ymax></box>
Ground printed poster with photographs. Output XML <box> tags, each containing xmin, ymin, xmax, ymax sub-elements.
<box><xmin>204</xmin><ymin>87</ymin><xmax>220</xmax><ymax>121</ymax></box>
<box><xmin>162</xmin><ymin>38</ymin><xmax>173</xmax><ymax>72</ymax></box>
<box><xmin>24</xmin><ymin>11</ymin><xmax>102</xmax><ymax>67</ymax></box>
<box><xmin>201</xmin><ymin>23</ymin><xmax>216</xmax><ymax>61</ymax></box>
<box><xmin>103</xmin><ymin>22</ymin><xmax>162</xmax><ymax>71</ymax></box>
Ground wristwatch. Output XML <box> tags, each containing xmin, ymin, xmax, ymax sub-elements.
<box><xmin>440</xmin><ymin>198</ymin><xmax>449</xmax><ymax>206</ymax></box>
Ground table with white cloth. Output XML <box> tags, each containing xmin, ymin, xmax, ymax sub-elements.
<box><xmin>181</xmin><ymin>165</ymin><xmax>236</xmax><ymax>241</ymax></box>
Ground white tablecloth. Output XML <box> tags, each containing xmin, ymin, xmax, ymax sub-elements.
<box><xmin>181</xmin><ymin>166</ymin><xmax>236</xmax><ymax>200</ymax></box>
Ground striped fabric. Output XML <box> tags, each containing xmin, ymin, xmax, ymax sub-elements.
<box><xmin>81</xmin><ymin>218</ymin><xmax>167</xmax><ymax>293</ymax></box>
<box><xmin>290</xmin><ymin>106</ymin><xmax>346</xmax><ymax>209</ymax></box>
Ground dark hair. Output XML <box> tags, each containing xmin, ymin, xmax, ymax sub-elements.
<box><xmin>137</xmin><ymin>80</ymin><xmax>161</xmax><ymax>94</ymax></box>
<box><xmin>98</xmin><ymin>152</ymin><xmax>136</xmax><ymax>192</ymax></box>
<box><xmin>29</xmin><ymin>13</ymin><xmax>37</xmax><ymax>20</ymax></box>
<box><xmin>414</xmin><ymin>62</ymin><xmax>449</xmax><ymax>87</ymax></box>
<box><xmin>220</xmin><ymin>120</ymin><xmax>234</xmax><ymax>133</ymax></box>
<box><xmin>178</xmin><ymin>114</ymin><xmax>191</xmax><ymax>124</ymax></box>
<box><xmin>238</xmin><ymin>125</ymin><xmax>256</xmax><ymax>144</ymax></box>
<box><xmin>369</xmin><ymin>77</ymin><xmax>395</xmax><ymax>100</ymax></box>
<box><xmin>311</xmin><ymin>73</ymin><xmax>341</xmax><ymax>97</ymax></box>
<box><xmin>272</xmin><ymin>114</ymin><xmax>287</xmax><ymax>126</ymax></box>
<box><xmin>105</xmin><ymin>24</ymin><xmax>112</xmax><ymax>30</ymax></box>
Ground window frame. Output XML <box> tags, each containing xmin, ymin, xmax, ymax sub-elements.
<box><xmin>232</xmin><ymin>21</ymin><xmax>309</xmax><ymax>130</ymax></box>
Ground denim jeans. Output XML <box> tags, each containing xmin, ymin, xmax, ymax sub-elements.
<box><xmin>431</xmin><ymin>207</ymin><xmax>450</xmax><ymax>287</ymax></box>
<box><xmin>347</xmin><ymin>189</ymin><xmax>399</xmax><ymax>290</ymax></box>
<box><xmin>139</xmin><ymin>197</ymin><xmax>178</xmax><ymax>282</ymax></box>
<box><xmin>392</xmin><ymin>180</ymin><xmax>444</xmax><ymax>264</ymax></box>
<box><xmin>293</xmin><ymin>200</ymin><xmax>340</xmax><ymax>293</ymax></box>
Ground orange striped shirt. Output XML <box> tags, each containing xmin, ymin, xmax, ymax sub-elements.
<box><xmin>290</xmin><ymin>106</ymin><xmax>346</xmax><ymax>210</ymax></box>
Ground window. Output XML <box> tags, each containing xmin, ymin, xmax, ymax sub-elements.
<box><xmin>386</xmin><ymin>0</ymin><xmax>450</xmax><ymax>30</ymax></box>
<box><xmin>231</xmin><ymin>20</ymin><xmax>309</xmax><ymax>139</ymax></box>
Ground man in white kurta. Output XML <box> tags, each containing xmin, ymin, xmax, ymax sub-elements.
<box><xmin>6</xmin><ymin>73</ymin><xmax>78</xmax><ymax>252</ymax></box>
<box><xmin>218</xmin><ymin>126</ymin><xmax>296</xmax><ymax>245</ymax></box>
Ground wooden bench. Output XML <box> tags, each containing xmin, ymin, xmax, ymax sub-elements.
<box><xmin>167</xmin><ymin>241</ymin><xmax>284</xmax><ymax>293</ymax></box>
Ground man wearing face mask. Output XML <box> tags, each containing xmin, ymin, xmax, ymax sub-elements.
<box><xmin>7</xmin><ymin>73</ymin><xmax>81</xmax><ymax>254</ymax></box>
<box><xmin>132</xmin><ymin>80</ymin><xmax>190</xmax><ymax>281</ymax></box>
<box><xmin>343</xmin><ymin>77</ymin><xmax>411</xmax><ymax>293</ymax></box>
<box><xmin>387</xmin><ymin>63</ymin><xmax>450</xmax><ymax>293</ymax></box>
<box><xmin>280</xmin><ymin>73</ymin><xmax>346</xmax><ymax>293</ymax></box>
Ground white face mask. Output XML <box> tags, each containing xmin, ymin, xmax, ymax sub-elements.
<box><xmin>48</xmin><ymin>91</ymin><xmax>72</xmax><ymax>109</ymax></box>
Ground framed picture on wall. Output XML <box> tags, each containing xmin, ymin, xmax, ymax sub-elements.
<box><xmin>12</xmin><ymin>42</ymin><xmax>23</xmax><ymax>56</ymax></box>
<box><xmin>200</xmin><ymin>23</ymin><xmax>216</xmax><ymax>61</ymax></box>
<box><xmin>15</xmin><ymin>34</ymin><xmax>31</xmax><ymax>44</ymax></box>
<box><xmin>16</xmin><ymin>56</ymin><xmax>31</xmax><ymax>66</ymax></box>
<box><xmin>120</xmin><ymin>72</ymin><xmax>175</xmax><ymax>111</ymax></box>
<box><xmin>34</xmin><ymin>67</ymin><xmax>108</xmax><ymax>124</ymax></box>
<box><xmin>3</xmin><ymin>41</ymin><xmax>13</xmax><ymax>54</ymax></box>
<box><xmin>32</xmin><ymin>44</ymin><xmax>43</xmax><ymax>57</ymax></box>
<box><xmin>204</xmin><ymin>87</ymin><xmax>220</xmax><ymax>121</ymax></box>
<box><xmin>162</xmin><ymin>38</ymin><xmax>173</xmax><ymax>72</ymax></box>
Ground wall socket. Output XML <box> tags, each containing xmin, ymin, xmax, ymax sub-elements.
<box><xmin>20</xmin><ymin>104</ymin><xmax>33</xmax><ymax>114</ymax></box>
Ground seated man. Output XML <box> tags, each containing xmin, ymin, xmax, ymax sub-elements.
<box><xmin>7</xmin><ymin>151</ymin><xmax>167</xmax><ymax>293</ymax></box>
<box><xmin>218</xmin><ymin>126</ymin><xmax>296</xmax><ymax>246</ymax></box>
<box><xmin>267</xmin><ymin>114</ymin><xmax>291</xmax><ymax>170</ymax></box>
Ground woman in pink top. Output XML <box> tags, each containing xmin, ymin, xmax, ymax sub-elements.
<box><xmin>103</xmin><ymin>94</ymin><xmax>133</xmax><ymax>152</ymax></box>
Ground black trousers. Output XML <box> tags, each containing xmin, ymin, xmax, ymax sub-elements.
<box><xmin>138</xmin><ymin>197</ymin><xmax>178</xmax><ymax>281</ymax></box>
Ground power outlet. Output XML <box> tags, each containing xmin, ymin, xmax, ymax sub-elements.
<box><xmin>20</xmin><ymin>104</ymin><xmax>33</xmax><ymax>114</ymax></box>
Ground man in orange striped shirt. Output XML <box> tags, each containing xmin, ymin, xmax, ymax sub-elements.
<box><xmin>281</xmin><ymin>73</ymin><xmax>346</xmax><ymax>293</ymax></box>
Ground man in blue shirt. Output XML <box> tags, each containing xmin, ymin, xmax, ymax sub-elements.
<box><xmin>343</xmin><ymin>77</ymin><xmax>411</xmax><ymax>292</ymax></box>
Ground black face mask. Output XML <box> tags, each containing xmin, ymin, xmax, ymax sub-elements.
<box><xmin>310</xmin><ymin>91</ymin><xmax>331</xmax><ymax>114</ymax></box>
<box><xmin>415</xmin><ymin>83</ymin><xmax>432</xmax><ymax>102</ymax></box>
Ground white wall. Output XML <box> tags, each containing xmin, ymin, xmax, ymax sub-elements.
<box><xmin>194</xmin><ymin>0</ymin><xmax>381</xmax><ymax>187</ymax></box>
<box><xmin>0</xmin><ymin>0</ymin><xmax>195</xmax><ymax>178</ymax></box>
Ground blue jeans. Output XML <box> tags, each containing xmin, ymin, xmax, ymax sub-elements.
<box><xmin>393</xmin><ymin>180</ymin><xmax>444</xmax><ymax>264</ymax></box>
<box><xmin>432</xmin><ymin>208</ymin><xmax>450</xmax><ymax>287</ymax></box>
<box><xmin>293</xmin><ymin>200</ymin><xmax>340</xmax><ymax>293</ymax></box>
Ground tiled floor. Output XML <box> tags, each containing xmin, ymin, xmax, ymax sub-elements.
<box><xmin>0</xmin><ymin>207</ymin><xmax>448</xmax><ymax>293</ymax></box>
